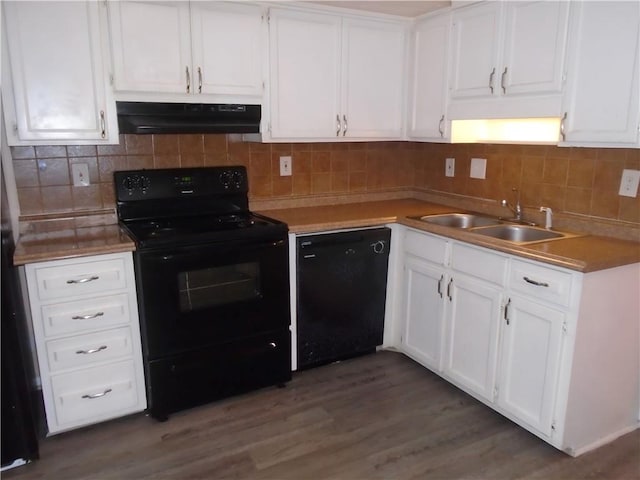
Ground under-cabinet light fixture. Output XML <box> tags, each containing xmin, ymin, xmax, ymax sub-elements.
<box><xmin>450</xmin><ymin>118</ymin><xmax>562</xmax><ymax>144</ymax></box>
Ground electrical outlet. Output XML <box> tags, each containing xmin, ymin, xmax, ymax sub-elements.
<box><xmin>445</xmin><ymin>158</ymin><xmax>455</xmax><ymax>177</ymax></box>
<box><xmin>619</xmin><ymin>169</ymin><xmax>640</xmax><ymax>197</ymax></box>
<box><xmin>279</xmin><ymin>156</ymin><xmax>292</xmax><ymax>176</ymax></box>
<box><xmin>470</xmin><ymin>158</ymin><xmax>487</xmax><ymax>179</ymax></box>
<box><xmin>71</xmin><ymin>163</ymin><xmax>90</xmax><ymax>187</ymax></box>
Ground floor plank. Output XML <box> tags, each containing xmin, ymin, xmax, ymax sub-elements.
<box><xmin>5</xmin><ymin>351</ymin><xmax>639</xmax><ymax>479</ymax></box>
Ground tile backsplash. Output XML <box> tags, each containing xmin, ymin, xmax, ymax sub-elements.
<box><xmin>11</xmin><ymin>135</ymin><xmax>640</xmax><ymax>234</ymax></box>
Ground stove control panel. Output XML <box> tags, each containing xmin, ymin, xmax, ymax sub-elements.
<box><xmin>115</xmin><ymin>167</ymin><xmax>248</xmax><ymax>201</ymax></box>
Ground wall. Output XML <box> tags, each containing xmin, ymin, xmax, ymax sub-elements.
<box><xmin>10</xmin><ymin>135</ymin><xmax>639</xmax><ymax>237</ymax></box>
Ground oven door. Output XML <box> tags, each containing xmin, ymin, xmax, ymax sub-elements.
<box><xmin>134</xmin><ymin>236</ymin><xmax>290</xmax><ymax>360</ymax></box>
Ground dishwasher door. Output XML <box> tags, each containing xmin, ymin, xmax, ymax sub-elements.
<box><xmin>296</xmin><ymin>227</ymin><xmax>391</xmax><ymax>369</ymax></box>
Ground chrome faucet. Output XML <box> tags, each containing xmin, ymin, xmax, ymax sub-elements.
<box><xmin>501</xmin><ymin>187</ymin><xmax>522</xmax><ymax>221</ymax></box>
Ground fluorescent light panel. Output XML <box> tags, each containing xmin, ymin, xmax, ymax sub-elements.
<box><xmin>451</xmin><ymin>118</ymin><xmax>561</xmax><ymax>144</ymax></box>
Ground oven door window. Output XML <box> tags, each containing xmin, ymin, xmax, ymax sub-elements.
<box><xmin>178</xmin><ymin>262</ymin><xmax>261</xmax><ymax>312</ymax></box>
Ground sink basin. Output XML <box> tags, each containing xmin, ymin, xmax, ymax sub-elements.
<box><xmin>470</xmin><ymin>225</ymin><xmax>566</xmax><ymax>243</ymax></box>
<box><xmin>415</xmin><ymin>213</ymin><xmax>502</xmax><ymax>229</ymax></box>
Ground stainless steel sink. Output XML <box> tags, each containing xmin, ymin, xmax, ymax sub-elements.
<box><xmin>470</xmin><ymin>224</ymin><xmax>566</xmax><ymax>243</ymax></box>
<box><xmin>415</xmin><ymin>213</ymin><xmax>502</xmax><ymax>229</ymax></box>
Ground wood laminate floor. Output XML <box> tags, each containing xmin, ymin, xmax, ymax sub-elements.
<box><xmin>5</xmin><ymin>351</ymin><xmax>639</xmax><ymax>479</ymax></box>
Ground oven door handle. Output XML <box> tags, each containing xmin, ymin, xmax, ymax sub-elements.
<box><xmin>155</xmin><ymin>239</ymin><xmax>286</xmax><ymax>262</ymax></box>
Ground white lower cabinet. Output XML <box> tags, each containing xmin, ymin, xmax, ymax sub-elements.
<box><xmin>497</xmin><ymin>295</ymin><xmax>565</xmax><ymax>437</ymax></box>
<box><xmin>24</xmin><ymin>252</ymin><xmax>146</xmax><ymax>435</ymax></box>
<box><xmin>445</xmin><ymin>273</ymin><xmax>502</xmax><ymax>402</ymax></box>
<box><xmin>396</xmin><ymin>226</ymin><xmax>640</xmax><ymax>455</ymax></box>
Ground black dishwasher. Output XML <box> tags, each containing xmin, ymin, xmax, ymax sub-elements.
<box><xmin>297</xmin><ymin>227</ymin><xmax>391</xmax><ymax>369</ymax></box>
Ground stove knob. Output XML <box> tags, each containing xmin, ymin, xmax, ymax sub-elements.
<box><xmin>122</xmin><ymin>175</ymin><xmax>139</xmax><ymax>195</ymax></box>
<box><xmin>219</xmin><ymin>170</ymin><xmax>232</xmax><ymax>189</ymax></box>
<box><xmin>140</xmin><ymin>175</ymin><xmax>151</xmax><ymax>193</ymax></box>
<box><xmin>231</xmin><ymin>170</ymin><xmax>244</xmax><ymax>189</ymax></box>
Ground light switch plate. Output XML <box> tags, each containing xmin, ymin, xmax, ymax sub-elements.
<box><xmin>470</xmin><ymin>158</ymin><xmax>487</xmax><ymax>179</ymax></box>
<box><xmin>279</xmin><ymin>156</ymin><xmax>292</xmax><ymax>176</ymax></box>
<box><xmin>445</xmin><ymin>158</ymin><xmax>455</xmax><ymax>177</ymax></box>
<box><xmin>71</xmin><ymin>163</ymin><xmax>90</xmax><ymax>187</ymax></box>
<box><xmin>619</xmin><ymin>169</ymin><xmax>640</xmax><ymax>197</ymax></box>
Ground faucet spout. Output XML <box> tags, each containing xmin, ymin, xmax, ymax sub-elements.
<box><xmin>501</xmin><ymin>187</ymin><xmax>522</xmax><ymax>221</ymax></box>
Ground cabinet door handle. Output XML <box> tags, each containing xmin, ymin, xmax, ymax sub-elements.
<box><xmin>268</xmin><ymin>342</ymin><xmax>277</xmax><ymax>348</ymax></box>
<box><xmin>560</xmin><ymin>112</ymin><xmax>567</xmax><ymax>141</ymax></box>
<box><xmin>66</xmin><ymin>275</ymin><xmax>99</xmax><ymax>284</ymax></box>
<box><xmin>76</xmin><ymin>345</ymin><xmax>108</xmax><ymax>355</ymax></box>
<box><xmin>99</xmin><ymin>110</ymin><xmax>106</xmax><ymax>138</ymax></box>
<box><xmin>489</xmin><ymin>67</ymin><xmax>496</xmax><ymax>94</ymax></box>
<box><xmin>82</xmin><ymin>388</ymin><xmax>112</xmax><ymax>400</ymax></box>
<box><xmin>501</xmin><ymin>67</ymin><xmax>508</xmax><ymax>94</ymax></box>
<box><xmin>185</xmin><ymin>66</ymin><xmax>191</xmax><ymax>93</ymax></box>
<box><xmin>504</xmin><ymin>298</ymin><xmax>511</xmax><ymax>325</ymax></box>
<box><xmin>336</xmin><ymin>114</ymin><xmax>341</xmax><ymax>136</ymax></box>
<box><xmin>523</xmin><ymin>276</ymin><xmax>549</xmax><ymax>287</ymax></box>
<box><xmin>343</xmin><ymin>114</ymin><xmax>348</xmax><ymax>136</ymax></box>
<box><xmin>197</xmin><ymin>66</ymin><xmax>202</xmax><ymax>93</ymax></box>
<box><xmin>437</xmin><ymin>274</ymin><xmax>444</xmax><ymax>298</ymax></box>
<box><xmin>447</xmin><ymin>278</ymin><xmax>453</xmax><ymax>301</ymax></box>
<box><xmin>71</xmin><ymin>311</ymin><xmax>104</xmax><ymax>320</ymax></box>
<box><xmin>438</xmin><ymin>114</ymin><xmax>445</xmax><ymax>138</ymax></box>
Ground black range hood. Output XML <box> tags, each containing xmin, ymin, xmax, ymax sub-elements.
<box><xmin>116</xmin><ymin>101</ymin><xmax>261</xmax><ymax>134</ymax></box>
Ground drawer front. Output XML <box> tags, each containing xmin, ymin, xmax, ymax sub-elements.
<box><xmin>509</xmin><ymin>260</ymin><xmax>573</xmax><ymax>307</ymax></box>
<box><xmin>33</xmin><ymin>257</ymin><xmax>127</xmax><ymax>301</ymax></box>
<box><xmin>404</xmin><ymin>229</ymin><xmax>448</xmax><ymax>265</ymax></box>
<box><xmin>46</xmin><ymin>327</ymin><xmax>134</xmax><ymax>373</ymax></box>
<box><xmin>451</xmin><ymin>242</ymin><xmax>507</xmax><ymax>286</ymax></box>
<box><xmin>50</xmin><ymin>360</ymin><xmax>141</xmax><ymax>427</ymax></box>
<box><xmin>40</xmin><ymin>294</ymin><xmax>131</xmax><ymax>337</ymax></box>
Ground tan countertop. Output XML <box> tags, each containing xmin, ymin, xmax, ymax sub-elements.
<box><xmin>14</xmin><ymin>224</ymin><xmax>135</xmax><ymax>266</ymax></box>
<box><xmin>258</xmin><ymin>199</ymin><xmax>640</xmax><ymax>273</ymax></box>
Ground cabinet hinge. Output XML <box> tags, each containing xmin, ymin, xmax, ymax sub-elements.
<box><xmin>109</xmin><ymin>74</ymin><xmax>114</xmax><ymax>86</ymax></box>
<box><xmin>562</xmin><ymin>322</ymin><xmax>568</xmax><ymax>334</ymax></box>
<box><xmin>551</xmin><ymin>422</ymin><xmax>557</xmax><ymax>435</ymax></box>
<box><xmin>12</xmin><ymin>123</ymin><xmax>18</xmax><ymax>134</ymax></box>
<box><xmin>493</xmin><ymin>386</ymin><xmax>499</xmax><ymax>399</ymax></box>
<box><xmin>268</xmin><ymin>122</ymin><xmax>272</xmax><ymax>134</ymax></box>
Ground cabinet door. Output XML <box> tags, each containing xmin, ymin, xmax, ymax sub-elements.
<box><xmin>444</xmin><ymin>274</ymin><xmax>502</xmax><ymax>402</ymax></box>
<box><xmin>109</xmin><ymin>1</ymin><xmax>192</xmax><ymax>94</ymax></box>
<box><xmin>341</xmin><ymin>18</ymin><xmax>405</xmax><ymax>138</ymax></box>
<box><xmin>190</xmin><ymin>2</ymin><xmax>264</xmax><ymax>98</ymax></box>
<box><xmin>498</xmin><ymin>296</ymin><xmax>565</xmax><ymax>437</ymax></box>
<box><xmin>268</xmin><ymin>9</ymin><xmax>341</xmax><ymax>139</ymax></box>
<box><xmin>561</xmin><ymin>1</ymin><xmax>640</xmax><ymax>146</ymax></box>
<box><xmin>502</xmin><ymin>1</ymin><xmax>569</xmax><ymax>96</ymax></box>
<box><xmin>401</xmin><ymin>256</ymin><xmax>446</xmax><ymax>371</ymax></box>
<box><xmin>3</xmin><ymin>1</ymin><xmax>114</xmax><ymax>144</ymax></box>
<box><xmin>450</xmin><ymin>2</ymin><xmax>502</xmax><ymax>100</ymax></box>
<box><xmin>408</xmin><ymin>12</ymin><xmax>451</xmax><ymax>141</ymax></box>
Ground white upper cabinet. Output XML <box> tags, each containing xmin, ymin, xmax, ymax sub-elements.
<box><xmin>560</xmin><ymin>1</ymin><xmax>640</xmax><ymax>147</ymax></box>
<box><xmin>2</xmin><ymin>1</ymin><xmax>117</xmax><ymax>145</ymax></box>
<box><xmin>408</xmin><ymin>11</ymin><xmax>451</xmax><ymax>141</ymax></box>
<box><xmin>268</xmin><ymin>9</ymin><xmax>341</xmax><ymax>139</ymax></box>
<box><xmin>267</xmin><ymin>8</ymin><xmax>407</xmax><ymax>141</ymax></box>
<box><xmin>109</xmin><ymin>1</ymin><xmax>192</xmax><ymax>94</ymax></box>
<box><xmin>108</xmin><ymin>1</ymin><xmax>265</xmax><ymax>101</ymax></box>
<box><xmin>340</xmin><ymin>18</ymin><xmax>405</xmax><ymax>139</ymax></box>
<box><xmin>449</xmin><ymin>1</ymin><xmax>570</xmax><ymax>118</ymax></box>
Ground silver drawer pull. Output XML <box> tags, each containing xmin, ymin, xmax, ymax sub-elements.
<box><xmin>523</xmin><ymin>276</ymin><xmax>549</xmax><ymax>287</ymax></box>
<box><xmin>81</xmin><ymin>388</ymin><xmax>112</xmax><ymax>400</ymax></box>
<box><xmin>71</xmin><ymin>311</ymin><xmax>104</xmax><ymax>320</ymax></box>
<box><xmin>66</xmin><ymin>275</ymin><xmax>99</xmax><ymax>284</ymax></box>
<box><xmin>268</xmin><ymin>342</ymin><xmax>277</xmax><ymax>348</ymax></box>
<box><xmin>76</xmin><ymin>345</ymin><xmax>108</xmax><ymax>355</ymax></box>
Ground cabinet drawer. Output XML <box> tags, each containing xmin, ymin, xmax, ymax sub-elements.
<box><xmin>509</xmin><ymin>260</ymin><xmax>573</xmax><ymax>307</ymax></box>
<box><xmin>40</xmin><ymin>294</ymin><xmax>131</xmax><ymax>337</ymax></box>
<box><xmin>50</xmin><ymin>360</ymin><xmax>141</xmax><ymax>427</ymax></box>
<box><xmin>404</xmin><ymin>229</ymin><xmax>448</xmax><ymax>265</ymax></box>
<box><xmin>451</xmin><ymin>242</ymin><xmax>507</xmax><ymax>286</ymax></box>
<box><xmin>32</xmin><ymin>257</ymin><xmax>128</xmax><ymax>301</ymax></box>
<box><xmin>46</xmin><ymin>327</ymin><xmax>134</xmax><ymax>373</ymax></box>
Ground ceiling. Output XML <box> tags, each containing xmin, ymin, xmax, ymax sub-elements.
<box><xmin>304</xmin><ymin>1</ymin><xmax>451</xmax><ymax>17</ymax></box>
